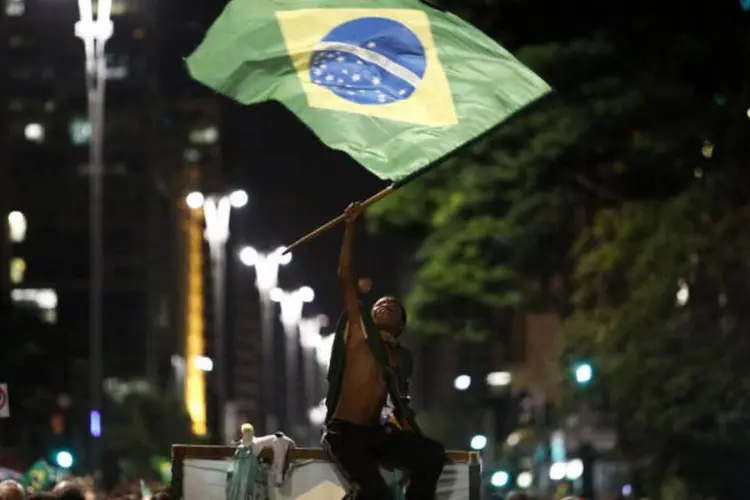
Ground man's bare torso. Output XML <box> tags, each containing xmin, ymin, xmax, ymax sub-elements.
<box><xmin>332</xmin><ymin>318</ymin><xmax>394</xmax><ymax>425</ymax></box>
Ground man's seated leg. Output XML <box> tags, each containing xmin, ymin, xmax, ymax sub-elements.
<box><xmin>322</xmin><ymin>422</ymin><xmax>393</xmax><ymax>500</ymax></box>
<box><xmin>373</xmin><ymin>429</ymin><xmax>445</xmax><ymax>500</ymax></box>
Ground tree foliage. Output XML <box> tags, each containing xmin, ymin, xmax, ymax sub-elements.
<box><xmin>369</xmin><ymin>0</ymin><xmax>750</xmax><ymax>494</ymax></box>
<box><xmin>103</xmin><ymin>391</ymin><xmax>197</xmax><ymax>477</ymax></box>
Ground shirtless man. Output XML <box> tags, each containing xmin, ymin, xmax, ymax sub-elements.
<box><xmin>322</xmin><ymin>202</ymin><xmax>445</xmax><ymax>500</ymax></box>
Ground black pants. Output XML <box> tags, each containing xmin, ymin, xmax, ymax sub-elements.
<box><xmin>322</xmin><ymin>419</ymin><xmax>445</xmax><ymax>500</ymax></box>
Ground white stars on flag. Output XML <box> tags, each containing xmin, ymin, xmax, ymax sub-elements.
<box><xmin>308</xmin><ymin>47</ymin><xmax>415</xmax><ymax>105</ymax></box>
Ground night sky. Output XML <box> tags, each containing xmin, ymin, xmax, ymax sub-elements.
<box><xmin>223</xmin><ymin>100</ymin><xmax>407</xmax><ymax>323</ymax></box>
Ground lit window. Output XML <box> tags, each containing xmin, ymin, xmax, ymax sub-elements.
<box><xmin>189</xmin><ymin>126</ymin><xmax>219</xmax><ymax>145</ymax></box>
<box><xmin>184</xmin><ymin>148</ymin><xmax>201</xmax><ymax>163</ymax></box>
<box><xmin>24</xmin><ymin>123</ymin><xmax>44</xmax><ymax>143</ymax></box>
<box><xmin>111</xmin><ymin>0</ymin><xmax>128</xmax><ymax>15</ymax></box>
<box><xmin>44</xmin><ymin>101</ymin><xmax>56</xmax><ymax>112</ymax></box>
<box><xmin>10</xmin><ymin>288</ymin><xmax>58</xmax><ymax>324</ymax></box>
<box><xmin>7</xmin><ymin>210</ymin><xmax>27</xmax><ymax>242</ymax></box>
<box><xmin>5</xmin><ymin>0</ymin><xmax>24</xmax><ymax>16</ymax></box>
<box><xmin>10</xmin><ymin>257</ymin><xmax>26</xmax><ymax>284</ymax></box>
<box><xmin>69</xmin><ymin>118</ymin><xmax>91</xmax><ymax>145</ymax></box>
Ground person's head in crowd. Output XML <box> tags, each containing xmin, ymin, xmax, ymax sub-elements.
<box><xmin>26</xmin><ymin>493</ymin><xmax>56</xmax><ymax>500</ymax></box>
<box><xmin>152</xmin><ymin>492</ymin><xmax>170</xmax><ymax>500</ymax></box>
<box><xmin>55</xmin><ymin>483</ymin><xmax>86</xmax><ymax>500</ymax></box>
<box><xmin>0</xmin><ymin>480</ymin><xmax>25</xmax><ymax>500</ymax></box>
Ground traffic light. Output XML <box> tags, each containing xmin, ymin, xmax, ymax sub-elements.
<box><xmin>490</xmin><ymin>470</ymin><xmax>509</xmax><ymax>488</ymax></box>
<box><xmin>53</xmin><ymin>450</ymin><xmax>74</xmax><ymax>469</ymax></box>
<box><xmin>574</xmin><ymin>362</ymin><xmax>593</xmax><ymax>385</ymax></box>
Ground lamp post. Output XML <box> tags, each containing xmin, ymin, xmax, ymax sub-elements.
<box><xmin>298</xmin><ymin>314</ymin><xmax>328</xmax><ymax>441</ymax></box>
<box><xmin>185</xmin><ymin>189</ymin><xmax>247</xmax><ymax>444</ymax></box>
<box><xmin>75</xmin><ymin>0</ymin><xmax>112</xmax><ymax>484</ymax></box>
<box><xmin>270</xmin><ymin>286</ymin><xmax>314</xmax><ymax>435</ymax></box>
<box><xmin>238</xmin><ymin>246</ymin><xmax>291</xmax><ymax>433</ymax></box>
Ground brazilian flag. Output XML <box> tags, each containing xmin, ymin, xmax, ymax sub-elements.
<box><xmin>22</xmin><ymin>459</ymin><xmax>56</xmax><ymax>490</ymax></box>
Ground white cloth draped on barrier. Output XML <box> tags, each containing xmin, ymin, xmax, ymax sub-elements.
<box><xmin>183</xmin><ymin>458</ymin><xmax>472</xmax><ymax>500</ymax></box>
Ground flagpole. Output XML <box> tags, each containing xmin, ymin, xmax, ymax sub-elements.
<box><xmin>283</xmin><ymin>184</ymin><xmax>394</xmax><ymax>253</ymax></box>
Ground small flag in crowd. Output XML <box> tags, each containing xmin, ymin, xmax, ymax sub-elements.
<box><xmin>22</xmin><ymin>460</ymin><xmax>56</xmax><ymax>491</ymax></box>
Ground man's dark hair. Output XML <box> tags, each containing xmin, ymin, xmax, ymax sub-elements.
<box><xmin>27</xmin><ymin>493</ymin><xmax>58</xmax><ymax>500</ymax></box>
<box><xmin>153</xmin><ymin>492</ymin><xmax>171</xmax><ymax>500</ymax></box>
<box><xmin>55</xmin><ymin>485</ymin><xmax>86</xmax><ymax>500</ymax></box>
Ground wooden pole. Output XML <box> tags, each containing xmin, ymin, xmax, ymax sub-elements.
<box><xmin>283</xmin><ymin>184</ymin><xmax>394</xmax><ymax>254</ymax></box>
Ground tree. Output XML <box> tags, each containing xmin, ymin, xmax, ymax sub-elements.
<box><xmin>565</xmin><ymin>174</ymin><xmax>750</xmax><ymax>498</ymax></box>
<box><xmin>368</xmin><ymin>0</ymin><xmax>750</xmax><ymax>494</ymax></box>
<box><xmin>103</xmin><ymin>390</ymin><xmax>197</xmax><ymax>478</ymax></box>
<box><xmin>368</xmin><ymin>27</ymin><xmax>710</xmax><ymax>339</ymax></box>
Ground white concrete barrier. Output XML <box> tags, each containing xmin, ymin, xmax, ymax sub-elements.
<box><xmin>171</xmin><ymin>445</ymin><xmax>481</xmax><ymax>500</ymax></box>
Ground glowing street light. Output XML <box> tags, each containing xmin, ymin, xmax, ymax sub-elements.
<box><xmin>574</xmin><ymin>363</ymin><xmax>593</xmax><ymax>385</ymax></box>
<box><xmin>516</xmin><ymin>471</ymin><xmax>533</xmax><ymax>489</ymax></box>
<box><xmin>490</xmin><ymin>471</ymin><xmax>509</xmax><ymax>488</ymax></box>
<box><xmin>185</xmin><ymin>190</ymin><xmax>247</xmax><ymax>444</ymax></box>
<box><xmin>185</xmin><ymin>191</ymin><xmax>204</xmax><ymax>210</ymax></box>
<box><xmin>565</xmin><ymin>458</ymin><xmax>584</xmax><ymax>480</ymax></box>
<box><xmin>453</xmin><ymin>374</ymin><xmax>471</xmax><ymax>391</ymax></box>
<box><xmin>75</xmin><ymin>0</ymin><xmax>113</xmax><ymax>482</ymax></box>
<box><xmin>308</xmin><ymin>401</ymin><xmax>327</xmax><ymax>426</ymax></box>
<box><xmin>549</xmin><ymin>462</ymin><xmax>566</xmax><ymax>481</ymax></box>
<box><xmin>229</xmin><ymin>189</ymin><xmax>248</xmax><ymax>208</ymax></box>
<box><xmin>271</xmin><ymin>286</ymin><xmax>315</xmax><ymax>431</ymax></box>
<box><xmin>486</xmin><ymin>371</ymin><xmax>512</xmax><ymax>387</ymax></box>
<box><xmin>315</xmin><ymin>334</ymin><xmax>335</xmax><ymax>370</ymax></box>
<box><xmin>470</xmin><ymin>434</ymin><xmax>487</xmax><ymax>451</ymax></box>
<box><xmin>238</xmin><ymin>245</ymin><xmax>292</xmax><ymax>433</ymax></box>
<box><xmin>299</xmin><ymin>315</ymin><xmax>329</xmax><ymax>434</ymax></box>
<box><xmin>54</xmin><ymin>451</ymin><xmax>74</xmax><ymax>469</ymax></box>
<box><xmin>270</xmin><ymin>286</ymin><xmax>315</xmax><ymax>330</ymax></box>
<box><xmin>238</xmin><ymin>246</ymin><xmax>292</xmax><ymax>294</ymax></box>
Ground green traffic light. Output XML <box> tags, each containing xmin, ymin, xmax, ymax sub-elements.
<box><xmin>54</xmin><ymin>450</ymin><xmax>74</xmax><ymax>469</ymax></box>
<box><xmin>574</xmin><ymin>362</ymin><xmax>593</xmax><ymax>385</ymax></box>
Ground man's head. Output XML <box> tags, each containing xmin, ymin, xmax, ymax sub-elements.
<box><xmin>0</xmin><ymin>480</ymin><xmax>25</xmax><ymax>500</ymax></box>
<box><xmin>370</xmin><ymin>296</ymin><xmax>406</xmax><ymax>335</ymax></box>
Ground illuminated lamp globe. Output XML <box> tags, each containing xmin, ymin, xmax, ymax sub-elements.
<box><xmin>274</xmin><ymin>246</ymin><xmax>292</xmax><ymax>265</ymax></box>
<box><xmin>229</xmin><ymin>189</ymin><xmax>248</xmax><ymax>208</ymax></box>
<box><xmin>185</xmin><ymin>191</ymin><xmax>204</xmax><ymax>209</ymax></box>
<box><xmin>299</xmin><ymin>286</ymin><xmax>315</xmax><ymax>303</ymax></box>
<box><xmin>269</xmin><ymin>287</ymin><xmax>285</xmax><ymax>303</ymax></box>
<box><xmin>239</xmin><ymin>246</ymin><xmax>259</xmax><ymax>267</ymax></box>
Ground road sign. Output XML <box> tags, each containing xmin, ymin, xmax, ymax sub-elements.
<box><xmin>0</xmin><ymin>384</ymin><xmax>9</xmax><ymax>418</ymax></box>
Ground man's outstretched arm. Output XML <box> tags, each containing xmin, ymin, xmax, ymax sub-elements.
<box><xmin>338</xmin><ymin>202</ymin><xmax>364</xmax><ymax>341</ymax></box>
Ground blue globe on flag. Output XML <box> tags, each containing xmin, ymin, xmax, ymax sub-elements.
<box><xmin>308</xmin><ymin>17</ymin><xmax>427</xmax><ymax>106</ymax></box>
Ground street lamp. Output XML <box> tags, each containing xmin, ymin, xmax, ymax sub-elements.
<box><xmin>315</xmin><ymin>334</ymin><xmax>335</xmax><ymax>370</ymax></box>
<box><xmin>75</xmin><ymin>0</ymin><xmax>113</xmax><ymax>481</ymax></box>
<box><xmin>238</xmin><ymin>245</ymin><xmax>292</xmax><ymax>433</ymax></box>
<box><xmin>299</xmin><ymin>315</ymin><xmax>329</xmax><ymax>440</ymax></box>
<box><xmin>186</xmin><ymin>190</ymin><xmax>247</xmax><ymax>444</ymax></box>
<box><xmin>270</xmin><ymin>286</ymin><xmax>314</xmax><ymax>434</ymax></box>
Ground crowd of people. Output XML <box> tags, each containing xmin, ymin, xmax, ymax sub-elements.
<box><xmin>0</xmin><ymin>479</ymin><xmax>170</xmax><ymax>500</ymax></box>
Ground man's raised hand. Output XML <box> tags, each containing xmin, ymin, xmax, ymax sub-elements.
<box><xmin>344</xmin><ymin>201</ymin><xmax>364</xmax><ymax>224</ymax></box>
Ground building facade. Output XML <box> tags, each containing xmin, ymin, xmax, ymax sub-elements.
<box><xmin>0</xmin><ymin>0</ymin><xmax>222</xmax><ymax>403</ymax></box>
